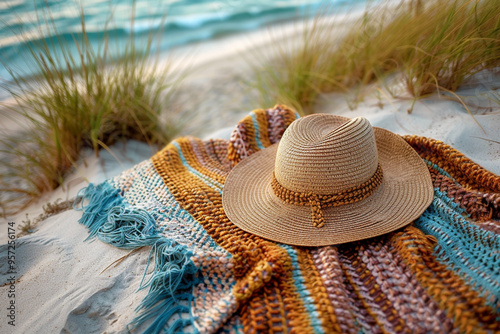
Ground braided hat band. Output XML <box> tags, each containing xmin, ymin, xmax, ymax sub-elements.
<box><xmin>271</xmin><ymin>164</ymin><xmax>384</xmax><ymax>228</ymax></box>
<box><xmin>222</xmin><ymin>114</ymin><xmax>434</xmax><ymax>246</ymax></box>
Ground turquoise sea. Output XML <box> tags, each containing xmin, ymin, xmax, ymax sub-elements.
<box><xmin>0</xmin><ymin>0</ymin><xmax>367</xmax><ymax>85</ymax></box>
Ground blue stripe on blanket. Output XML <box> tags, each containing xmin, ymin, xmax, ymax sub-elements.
<box><xmin>415</xmin><ymin>189</ymin><xmax>500</xmax><ymax>312</ymax></box>
<box><xmin>281</xmin><ymin>244</ymin><xmax>323</xmax><ymax>334</ymax></box>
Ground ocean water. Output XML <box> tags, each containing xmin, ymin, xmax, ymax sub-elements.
<box><xmin>0</xmin><ymin>0</ymin><xmax>366</xmax><ymax>83</ymax></box>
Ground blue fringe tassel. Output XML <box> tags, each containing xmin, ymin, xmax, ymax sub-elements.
<box><xmin>74</xmin><ymin>182</ymin><xmax>200</xmax><ymax>333</ymax></box>
<box><xmin>74</xmin><ymin>183</ymin><xmax>160</xmax><ymax>248</ymax></box>
<box><xmin>74</xmin><ymin>183</ymin><xmax>124</xmax><ymax>240</ymax></box>
<box><xmin>130</xmin><ymin>238</ymin><xmax>200</xmax><ymax>333</ymax></box>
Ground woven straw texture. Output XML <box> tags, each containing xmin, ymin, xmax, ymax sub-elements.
<box><xmin>75</xmin><ymin>105</ymin><xmax>500</xmax><ymax>333</ymax></box>
<box><xmin>223</xmin><ymin>114</ymin><xmax>434</xmax><ymax>246</ymax></box>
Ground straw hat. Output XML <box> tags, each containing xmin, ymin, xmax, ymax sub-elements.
<box><xmin>222</xmin><ymin>114</ymin><xmax>434</xmax><ymax>246</ymax></box>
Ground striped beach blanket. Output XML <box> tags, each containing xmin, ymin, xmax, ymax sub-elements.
<box><xmin>75</xmin><ymin>105</ymin><xmax>500</xmax><ymax>333</ymax></box>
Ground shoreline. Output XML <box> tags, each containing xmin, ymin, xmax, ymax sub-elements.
<box><xmin>155</xmin><ymin>4</ymin><xmax>370</xmax><ymax>138</ymax></box>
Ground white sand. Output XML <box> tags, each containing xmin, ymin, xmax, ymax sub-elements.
<box><xmin>1</xmin><ymin>19</ymin><xmax>499</xmax><ymax>334</ymax></box>
<box><xmin>0</xmin><ymin>140</ymin><xmax>153</xmax><ymax>333</ymax></box>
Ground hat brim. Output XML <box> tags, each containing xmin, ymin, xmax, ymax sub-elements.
<box><xmin>222</xmin><ymin>127</ymin><xmax>434</xmax><ymax>247</ymax></box>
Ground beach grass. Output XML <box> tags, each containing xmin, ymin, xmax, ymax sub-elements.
<box><xmin>401</xmin><ymin>0</ymin><xmax>500</xmax><ymax>97</ymax></box>
<box><xmin>249</xmin><ymin>13</ymin><xmax>339</xmax><ymax>114</ymax></box>
<box><xmin>0</xmin><ymin>3</ymin><xmax>190</xmax><ymax>215</ymax></box>
<box><xmin>250</xmin><ymin>0</ymin><xmax>500</xmax><ymax>115</ymax></box>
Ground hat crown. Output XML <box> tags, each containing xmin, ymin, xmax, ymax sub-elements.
<box><xmin>274</xmin><ymin>115</ymin><xmax>379</xmax><ymax>195</ymax></box>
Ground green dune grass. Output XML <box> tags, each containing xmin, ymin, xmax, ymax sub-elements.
<box><xmin>0</xmin><ymin>3</ymin><xmax>191</xmax><ymax>215</ymax></box>
<box><xmin>250</xmin><ymin>0</ymin><xmax>500</xmax><ymax>115</ymax></box>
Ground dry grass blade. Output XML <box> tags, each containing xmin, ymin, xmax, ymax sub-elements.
<box><xmin>100</xmin><ymin>247</ymin><xmax>145</xmax><ymax>274</ymax></box>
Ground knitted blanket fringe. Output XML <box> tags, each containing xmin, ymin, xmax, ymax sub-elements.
<box><xmin>75</xmin><ymin>105</ymin><xmax>500</xmax><ymax>334</ymax></box>
<box><xmin>74</xmin><ymin>182</ymin><xmax>199</xmax><ymax>332</ymax></box>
